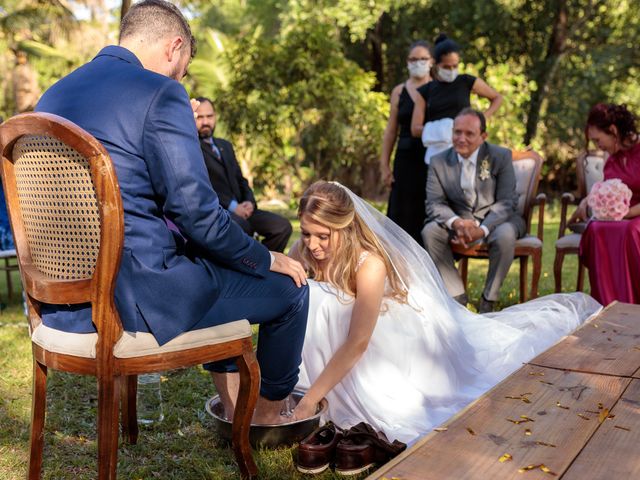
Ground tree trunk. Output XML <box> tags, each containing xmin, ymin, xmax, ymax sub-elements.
<box><xmin>523</xmin><ymin>0</ymin><xmax>568</xmax><ymax>145</ymax></box>
<box><xmin>368</xmin><ymin>13</ymin><xmax>385</xmax><ymax>92</ymax></box>
<box><xmin>120</xmin><ymin>0</ymin><xmax>131</xmax><ymax>23</ymax></box>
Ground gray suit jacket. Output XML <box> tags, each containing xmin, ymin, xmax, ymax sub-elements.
<box><xmin>426</xmin><ymin>142</ymin><xmax>525</xmax><ymax>235</ymax></box>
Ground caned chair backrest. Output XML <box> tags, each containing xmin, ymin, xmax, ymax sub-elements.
<box><xmin>511</xmin><ymin>150</ymin><xmax>543</xmax><ymax>229</ymax></box>
<box><xmin>0</xmin><ymin>113</ymin><xmax>124</xmax><ymax>348</ymax></box>
<box><xmin>576</xmin><ymin>151</ymin><xmax>606</xmax><ymax>199</ymax></box>
<box><xmin>12</xmin><ymin>135</ymin><xmax>101</xmax><ymax>280</ymax></box>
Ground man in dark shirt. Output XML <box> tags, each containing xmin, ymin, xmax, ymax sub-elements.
<box><xmin>195</xmin><ymin>97</ymin><xmax>292</xmax><ymax>252</ymax></box>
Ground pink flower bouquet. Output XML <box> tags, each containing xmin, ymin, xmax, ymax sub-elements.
<box><xmin>587</xmin><ymin>178</ymin><xmax>633</xmax><ymax>221</ymax></box>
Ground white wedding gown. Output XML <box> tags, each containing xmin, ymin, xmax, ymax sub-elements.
<box><xmin>297</xmin><ymin>275</ymin><xmax>600</xmax><ymax>445</ymax></box>
<box><xmin>296</xmin><ymin>185</ymin><xmax>601</xmax><ymax>445</ymax></box>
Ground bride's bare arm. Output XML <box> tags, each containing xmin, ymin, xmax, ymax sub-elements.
<box><xmin>294</xmin><ymin>255</ymin><xmax>387</xmax><ymax>418</ymax></box>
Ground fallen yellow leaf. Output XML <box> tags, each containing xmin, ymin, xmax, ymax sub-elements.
<box><xmin>499</xmin><ymin>453</ymin><xmax>513</xmax><ymax>463</ymax></box>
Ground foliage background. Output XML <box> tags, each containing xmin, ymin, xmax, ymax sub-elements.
<box><xmin>1</xmin><ymin>0</ymin><xmax>639</xmax><ymax>199</ymax></box>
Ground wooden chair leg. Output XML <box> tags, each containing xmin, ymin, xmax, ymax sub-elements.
<box><xmin>577</xmin><ymin>259</ymin><xmax>586</xmax><ymax>292</ymax></box>
<box><xmin>119</xmin><ymin>375</ymin><xmax>138</xmax><ymax>444</ymax></box>
<box><xmin>28</xmin><ymin>360</ymin><xmax>47</xmax><ymax>480</ymax></box>
<box><xmin>530</xmin><ymin>250</ymin><xmax>542</xmax><ymax>300</ymax></box>
<box><xmin>97</xmin><ymin>375</ymin><xmax>121</xmax><ymax>480</ymax></box>
<box><xmin>458</xmin><ymin>257</ymin><xmax>469</xmax><ymax>289</ymax></box>
<box><xmin>519</xmin><ymin>256</ymin><xmax>528</xmax><ymax>303</ymax></box>
<box><xmin>232</xmin><ymin>346</ymin><xmax>260</xmax><ymax>480</ymax></box>
<box><xmin>553</xmin><ymin>250</ymin><xmax>564</xmax><ymax>293</ymax></box>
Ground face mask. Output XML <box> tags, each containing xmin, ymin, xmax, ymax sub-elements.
<box><xmin>438</xmin><ymin>67</ymin><xmax>458</xmax><ymax>83</ymax></box>
<box><xmin>407</xmin><ymin>60</ymin><xmax>431</xmax><ymax>79</ymax></box>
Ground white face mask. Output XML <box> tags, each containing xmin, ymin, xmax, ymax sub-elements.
<box><xmin>407</xmin><ymin>60</ymin><xmax>431</xmax><ymax>79</ymax></box>
<box><xmin>438</xmin><ymin>67</ymin><xmax>458</xmax><ymax>83</ymax></box>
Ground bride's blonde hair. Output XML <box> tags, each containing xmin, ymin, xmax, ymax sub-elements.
<box><xmin>297</xmin><ymin>181</ymin><xmax>407</xmax><ymax>303</ymax></box>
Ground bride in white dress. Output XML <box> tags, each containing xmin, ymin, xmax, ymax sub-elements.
<box><xmin>290</xmin><ymin>181</ymin><xmax>601</xmax><ymax>445</ymax></box>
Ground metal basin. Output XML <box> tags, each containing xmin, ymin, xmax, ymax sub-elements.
<box><xmin>204</xmin><ymin>390</ymin><xmax>328</xmax><ymax>448</ymax></box>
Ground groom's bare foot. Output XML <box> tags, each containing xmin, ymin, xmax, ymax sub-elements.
<box><xmin>252</xmin><ymin>396</ymin><xmax>291</xmax><ymax>425</ymax></box>
<box><xmin>209</xmin><ymin>372</ymin><xmax>240</xmax><ymax>421</ymax></box>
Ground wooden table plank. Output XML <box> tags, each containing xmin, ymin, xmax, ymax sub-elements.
<box><xmin>368</xmin><ymin>366</ymin><xmax>629</xmax><ymax>480</ymax></box>
<box><xmin>529</xmin><ymin>302</ymin><xmax>640</xmax><ymax>377</ymax></box>
<box><xmin>561</xmin><ymin>378</ymin><xmax>640</xmax><ymax>480</ymax></box>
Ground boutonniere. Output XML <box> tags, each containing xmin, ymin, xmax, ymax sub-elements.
<box><xmin>479</xmin><ymin>158</ymin><xmax>491</xmax><ymax>181</ymax></box>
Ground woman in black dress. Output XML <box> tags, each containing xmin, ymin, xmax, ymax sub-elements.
<box><xmin>380</xmin><ymin>40</ymin><xmax>433</xmax><ymax>245</ymax></box>
<box><xmin>411</xmin><ymin>34</ymin><xmax>502</xmax><ymax>165</ymax></box>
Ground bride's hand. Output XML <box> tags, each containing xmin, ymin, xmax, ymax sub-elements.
<box><xmin>291</xmin><ymin>396</ymin><xmax>317</xmax><ymax>421</ymax></box>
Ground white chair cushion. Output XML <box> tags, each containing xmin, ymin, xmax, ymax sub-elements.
<box><xmin>114</xmin><ymin>321</ymin><xmax>251</xmax><ymax>358</ymax></box>
<box><xmin>31</xmin><ymin>323</ymin><xmax>98</xmax><ymax>358</ymax></box>
<box><xmin>515</xmin><ymin>235</ymin><xmax>542</xmax><ymax>249</ymax></box>
<box><xmin>31</xmin><ymin>319</ymin><xmax>252</xmax><ymax>359</ymax></box>
<box><xmin>555</xmin><ymin>233</ymin><xmax>581</xmax><ymax>249</ymax></box>
<box><xmin>0</xmin><ymin>249</ymin><xmax>17</xmax><ymax>258</ymax></box>
<box><xmin>512</xmin><ymin>158</ymin><xmax>537</xmax><ymax>217</ymax></box>
<box><xmin>584</xmin><ymin>154</ymin><xmax>605</xmax><ymax>194</ymax></box>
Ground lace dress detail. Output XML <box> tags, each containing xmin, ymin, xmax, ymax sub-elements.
<box><xmin>356</xmin><ymin>251</ymin><xmax>371</xmax><ymax>271</ymax></box>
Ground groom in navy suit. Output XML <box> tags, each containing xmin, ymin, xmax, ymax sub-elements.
<box><xmin>35</xmin><ymin>0</ymin><xmax>309</xmax><ymax>423</ymax></box>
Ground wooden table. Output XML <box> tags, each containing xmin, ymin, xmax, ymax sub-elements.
<box><xmin>369</xmin><ymin>302</ymin><xmax>640</xmax><ymax>480</ymax></box>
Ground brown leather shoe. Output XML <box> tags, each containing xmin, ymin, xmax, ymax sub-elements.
<box><xmin>335</xmin><ymin>423</ymin><xmax>406</xmax><ymax>476</ymax></box>
<box><xmin>295</xmin><ymin>422</ymin><xmax>344</xmax><ymax>474</ymax></box>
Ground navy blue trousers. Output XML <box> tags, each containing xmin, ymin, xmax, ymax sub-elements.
<box><xmin>41</xmin><ymin>266</ymin><xmax>309</xmax><ymax>401</ymax></box>
<box><xmin>199</xmin><ymin>266</ymin><xmax>309</xmax><ymax>401</ymax></box>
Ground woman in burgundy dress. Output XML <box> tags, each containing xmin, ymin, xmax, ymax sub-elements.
<box><xmin>575</xmin><ymin>103</ymin><xmax>640</xmax><ymax>305</ymax></box>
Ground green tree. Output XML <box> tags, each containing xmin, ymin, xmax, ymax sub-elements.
<box><xmin>190</xmin><ymin>0</ymin><xmax>388</xmax><ymax>199</ymax></box>
<box><xmin>341</xmin><ymin>0</ymin><xmax>639</xmax><ymax>192</ymax></box>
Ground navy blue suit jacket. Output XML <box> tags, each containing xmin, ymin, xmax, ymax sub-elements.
<box><xmin>36</xmin><ymin>46</ymin><xmax>270</xmax><ymax>345</ymax></box>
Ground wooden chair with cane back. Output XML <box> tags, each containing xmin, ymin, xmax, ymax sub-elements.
<box><xmin>452</xmin><ymin>150</ymin><xmax>546</xmax><ymax>303</ymax></box>
<box><xmin>553</xmin><ymin>151</ymin><xmax>606</xmax><ymax>293</ymax></box>
<box><xmin>0</xmin><ymin>112</ymin><xmax>260</xmax><ymax>480</ymax></box>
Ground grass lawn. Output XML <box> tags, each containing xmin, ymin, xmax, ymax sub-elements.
<box><xmin>0</xmin><ymin>203</ymin><xmax>588</xmax><ymax>480</ymax></box>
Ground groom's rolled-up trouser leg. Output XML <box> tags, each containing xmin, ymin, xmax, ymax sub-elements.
<box><xmin>484</xmin><ymin>222</ymin><xmax>518</xmax><ymax>301</ymax></box>
<box><xmin>199</xmin><ymin>268</ymin><xmax>310</xmax><ymax>401</ymax></box>
<box><xmin>422</xmin><ymin>221</ymin><xmax>466</xmax><ymax>297</ymax></box>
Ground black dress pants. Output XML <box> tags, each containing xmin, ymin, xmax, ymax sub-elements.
<box><xmin>231</xmin><ymin>209</ymin><xmax>292</xmax><ymax>253</ymax></box>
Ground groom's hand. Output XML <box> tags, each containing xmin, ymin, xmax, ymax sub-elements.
<box><xmin>270</xmin><ymin>252</ymin><xmax>307</xmax><ymax>287</ymax></box>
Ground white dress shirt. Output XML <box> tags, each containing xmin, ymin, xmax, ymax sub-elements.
<box><xmin>445</xmin><ymin>147</ymin><xmax>489</xmax><ymax>238</ymax></box>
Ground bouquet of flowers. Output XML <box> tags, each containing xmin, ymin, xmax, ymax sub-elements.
<box><xmin>587</xmin><ymin>178</ymin><xmax>633</xmax><ymax>221</ymax></box>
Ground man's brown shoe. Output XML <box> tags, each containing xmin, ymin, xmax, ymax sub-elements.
<box><xmin>334</xmin><ymin>423</ymin><xmax>406</xmax><ymax>476</ymax></box>
<box><xmin>295</xmin><ymin>422</ymin><xmax>344</xmax><ymax>474</ymax></box>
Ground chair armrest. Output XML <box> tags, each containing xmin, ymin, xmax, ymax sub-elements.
<box><xmin>533</xmin><ymin>193</ymin><xmax>546</xmax><ymax>242</ymax></box>
<box><xmin>558</xmin><ymin>192</ymin><xmax>580</xmax><ymax>239</ymax></box>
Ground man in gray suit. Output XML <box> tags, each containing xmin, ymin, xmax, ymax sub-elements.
<box><xmin>422</xmin><ymin>108</ymin><xmax>525</xmax><ymax>313</ymax></box>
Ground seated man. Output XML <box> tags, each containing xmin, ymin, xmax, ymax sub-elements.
<box><xmin>195</xmin><ymin>97</ymin><xmax>292</xmax><ymax>252</ymax></box>
<box><xmin>421</xmin><ymin>108</ymin><xmax>525</xmax><ymax>313</ymax></box>
<box><xmin>36</xmin><ymin>0</ymin><xmax>309</xmax><ymax>424</ymax></box>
